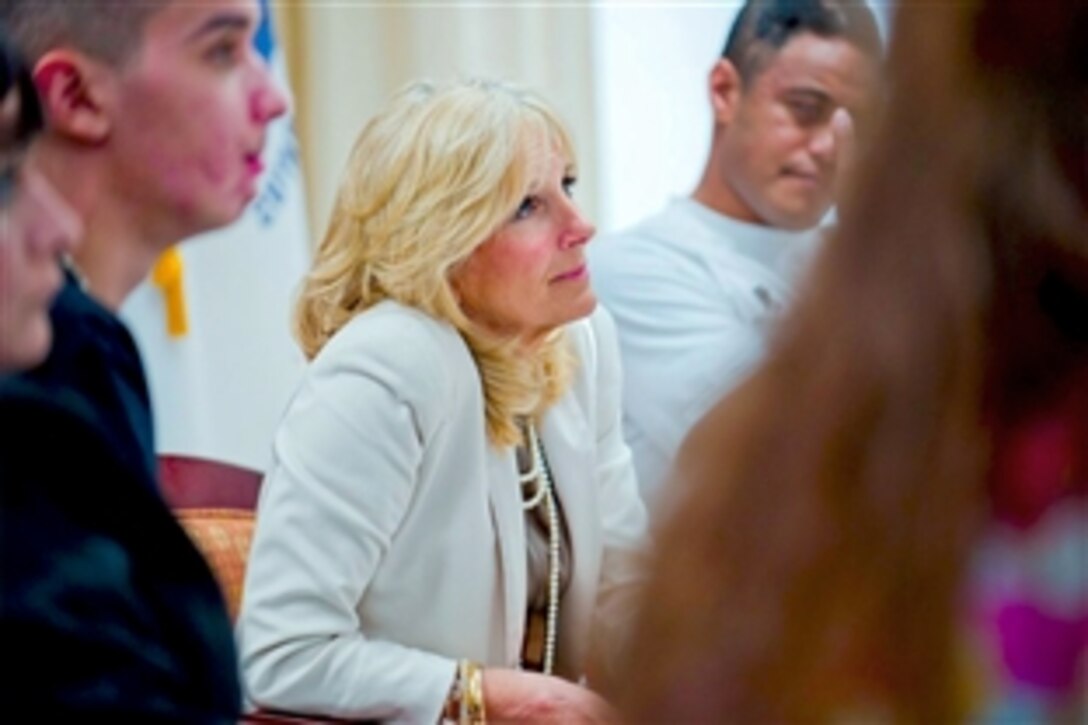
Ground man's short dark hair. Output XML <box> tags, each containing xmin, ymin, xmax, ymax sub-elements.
<box><xmin>0</xmin><ymin>0</ymin><xmax>170</xmax><ymax>67</ymax></box>
<box><xmin>723</xmin><ymin>0</ymin><xmax>882</xmax><ymax>82</ymax></box>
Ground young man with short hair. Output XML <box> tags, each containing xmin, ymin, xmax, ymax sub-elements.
<box><xmin>4</xmin><ymin>0</ymin><xmax>287</xmax><ymax>485</ymax></box>
<box><xmin>590</xmin><ymin>0</ymin><xmax>882</xmax><ymax>499</ymax></box>
<box><xmin>0</xmin><ymin>0</ymin><xmax>287</xmax><ymax>717</ymax></box>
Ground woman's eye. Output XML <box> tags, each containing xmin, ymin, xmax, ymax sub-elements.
<box><xmin>562</xmin><ymin>177</ymin><xmax>577</xmax><ymax>198</ymax></box>
<box><xmin>514</xmin><ymin>196</ymin><xmax>540</xmax><ymax>221</ymax></box>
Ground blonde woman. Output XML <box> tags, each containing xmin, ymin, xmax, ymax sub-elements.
<box><xmin>237</xmin><ymin>79</ymin><xmax>647</xmax><ymax>722</ymax></box>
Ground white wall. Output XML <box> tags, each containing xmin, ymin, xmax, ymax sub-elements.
<box><xmin>590</xmin><ymin>3</ymin><xmax>738</xmax><ymax>235</ymax></box>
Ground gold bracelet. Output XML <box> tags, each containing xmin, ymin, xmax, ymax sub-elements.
<box><xmin>460</xmin><ymin>660</ymin><xmax>486</xmax><ymax>724</ymax></box>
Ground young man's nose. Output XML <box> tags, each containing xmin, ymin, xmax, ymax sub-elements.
<box><xmin>810</xmin><ymin>107</ymin><xmax>853</xmax><ymax>163</ymax></box>
<box><xmin>251</xmin><ymin>64</ymin><xmax>289</xmax><ymax>124</ymax></box>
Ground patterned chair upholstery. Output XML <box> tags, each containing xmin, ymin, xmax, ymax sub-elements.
<box><xmin>159</xmin><ymin>455</ymin><xmax>354</xmax><ymax>723</ymax></box>
<box><xmin>158</xmin><ymin>454</ymin><xmax>262</xmax><ymax>622</ymax></box>
<box><xmin>176</xmin><ymin>507</ymin><xmax>254</xmax><ymax>621</ymax></box>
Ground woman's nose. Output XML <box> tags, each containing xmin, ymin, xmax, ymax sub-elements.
<box><xmin>559</xmin><ymin>200</ymin><xmax>595</xmax><ymax>249</ymax></box>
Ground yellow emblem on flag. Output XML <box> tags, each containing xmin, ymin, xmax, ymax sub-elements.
<box><xmin>152</xmin><ymin>247</ymin><xmax>188</xmax><ymax>337</ymax></box>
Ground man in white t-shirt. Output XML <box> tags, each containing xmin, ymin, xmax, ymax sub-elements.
<box><xmin>591</xmin><ymin>0</ymin><xmax>881</xmax><ymax>500</ymax></box>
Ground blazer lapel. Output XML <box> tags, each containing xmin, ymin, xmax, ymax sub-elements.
<box><xmin>486</xmin><ymin>443</ymin><xmax>527</xmax><ymax>665</ymax></box>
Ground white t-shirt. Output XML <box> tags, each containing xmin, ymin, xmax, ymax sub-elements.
<box><xmin>589</xmin><ymin>196</ymin><xmax>821</xmax><ymax>502</ymax></box>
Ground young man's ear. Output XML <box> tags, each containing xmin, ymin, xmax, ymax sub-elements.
<box><xmin>708</xmin><ymin>58</ymin><xmax>744</xmax><ymax>126</ymax></box>
<box><xmin>33</xmin><ymin>49</ymin><xmax>113</xmax><ymax>143</ymax></box>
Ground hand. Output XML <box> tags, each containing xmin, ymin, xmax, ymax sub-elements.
<box><xmin>482</xmin><ymin>668</ymin><xmax>617</xmax><ymax>723</ymax></box>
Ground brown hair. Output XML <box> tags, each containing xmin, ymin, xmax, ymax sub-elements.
<box><xmin>620</xmin><ymin>1</ymin><xmax>1087</xmax><ymax>721</ymax></box>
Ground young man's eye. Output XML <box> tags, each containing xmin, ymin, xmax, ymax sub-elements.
<box><xmin>514</xmin><ymin>196</ymin><xmax>540</xmax><ymax>221</ymax></box>
<box><xmin>784</xmin><ymin>95</ymin><xmax>830</xmax><ymax>126</ymax></box>
<box><xmin>789</xmin><ymin>102</ymin><xmax>822</xmax><ymax>123</ymax></box>
<box><xmin>206</xmin><ymin>39</ymin><xmax>242</xmax><ymax>65</ymax></box>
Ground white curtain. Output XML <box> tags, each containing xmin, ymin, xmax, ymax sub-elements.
<box><xmin>274</xmin><ymin>2</ymin><xmax>598</xmax><ymax>242</ymax></box>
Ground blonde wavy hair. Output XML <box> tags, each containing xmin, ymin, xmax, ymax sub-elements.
<box><xmin>296</xmin><ymin>79</ymin><xmax>578</xmax><ymax>447</ymax></box>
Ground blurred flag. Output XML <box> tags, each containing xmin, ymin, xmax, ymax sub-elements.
<box><xmin>122</xmin><ymin>0</ymin><xmax>309</xmax><ymax>472</ymax></box>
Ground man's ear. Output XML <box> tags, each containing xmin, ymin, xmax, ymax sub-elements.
<box><xmin>33</xmin><ymin>49</ymin><xmax>113</xmax><ymax>143</ymax></box>
<box><xmin>708</xmin><ymin>58</ymin><xmax>743</xmax><ymax>126</ymax></box>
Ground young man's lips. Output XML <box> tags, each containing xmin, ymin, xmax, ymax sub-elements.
<box><xmin>784</xmin><ymin>169</ymin><xmax>821</xmax><ymax>184</ymax></box>
<box><xmin>245</xmin><ymin>153</ymin><xmax>264</xmax><ymax>177</ymax></box>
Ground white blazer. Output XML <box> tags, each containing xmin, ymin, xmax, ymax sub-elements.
<box><xmin>238</xmin><ymin>301</ymin><xmax>648</xmax><ymax>723</ymax></box>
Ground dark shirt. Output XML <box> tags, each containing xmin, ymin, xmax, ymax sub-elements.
<box><xmin>17</xmin><ymin>270</ymin><xmax>157</xmax><ymax>489</ymax></box>
<box><xmin>0</xmin><ymin>379</ymin><xmax>241</xmax><ymax>722</ymax></box>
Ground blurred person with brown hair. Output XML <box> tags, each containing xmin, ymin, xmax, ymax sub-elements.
<box><xmin>619</xmin><ymin>0</ymin><xmax>1087</xmax><ymax>721</ymax></box>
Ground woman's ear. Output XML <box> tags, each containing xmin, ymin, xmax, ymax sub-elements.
<box><xmin>708</xmin><ymin>58</ymin><xmax>743</xmax><ymax>126</ymax></box>
<box><xmin>33</xmin><ymin>49</ymin><xmax>113</xmax><ymax>143</ymax></box>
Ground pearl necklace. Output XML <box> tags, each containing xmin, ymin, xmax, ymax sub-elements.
<box><xmin>519</xmin><ymin>419</ymin><xmax>560</xmax><ymax>675</ymax></box>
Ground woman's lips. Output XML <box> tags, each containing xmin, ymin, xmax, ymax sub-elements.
<box><xmin>552</xmin><ymin>264</ymin><xmax>587</xmax><ymax>283</ymax></box>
